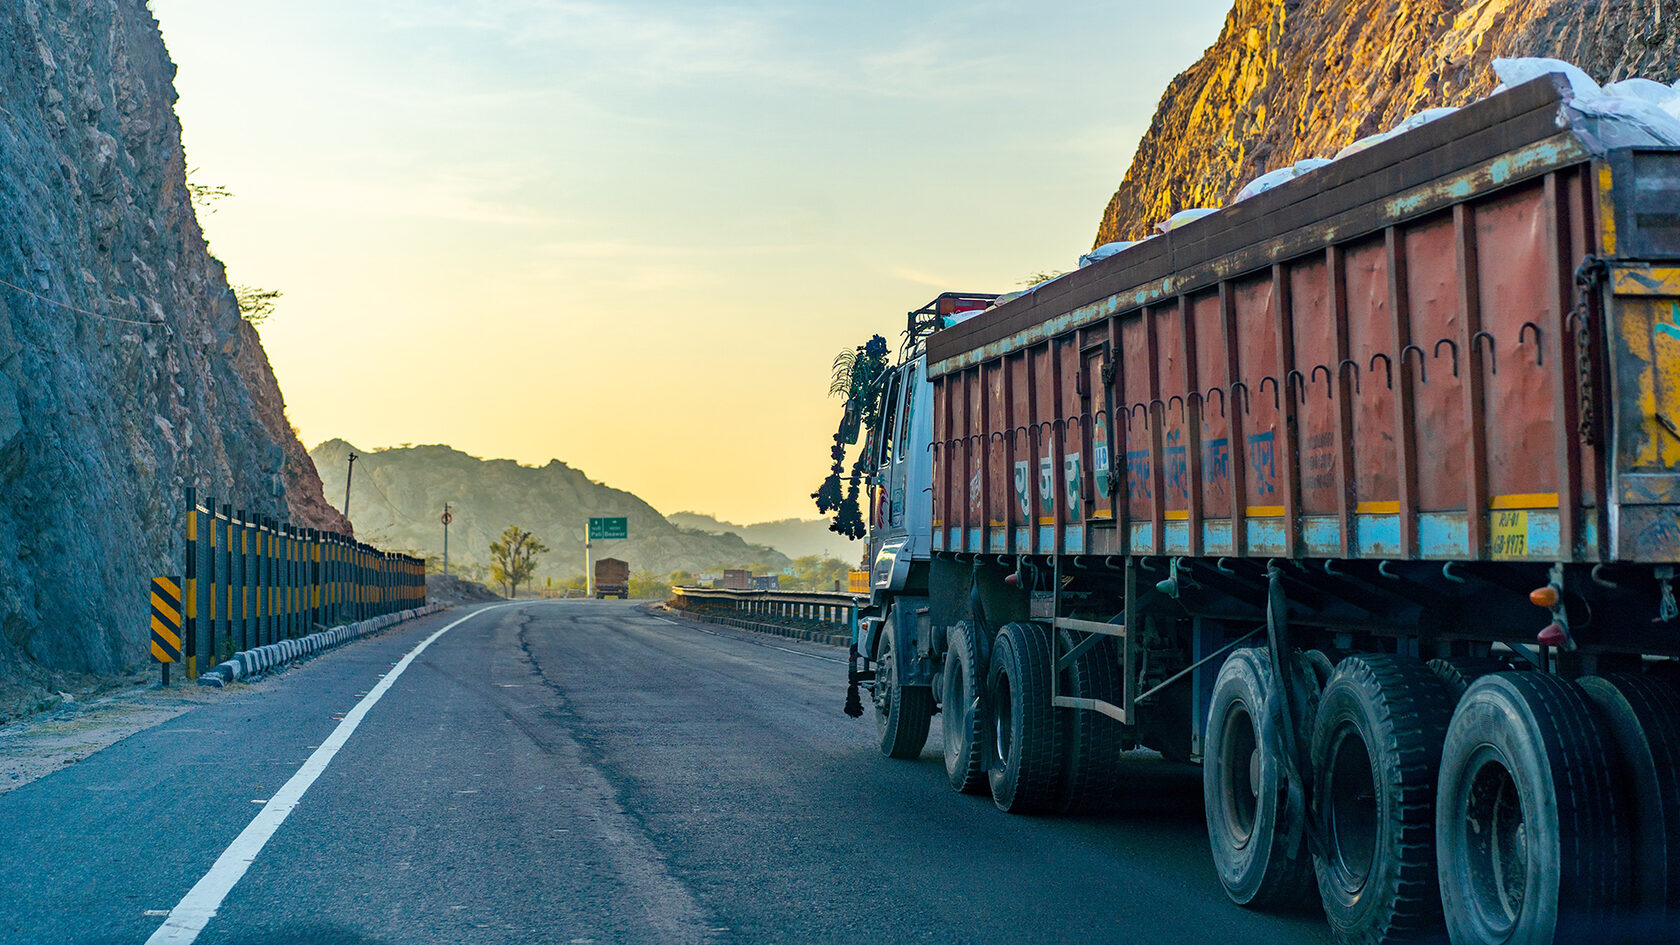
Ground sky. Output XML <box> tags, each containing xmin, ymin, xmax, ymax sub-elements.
<box><xmin>151</xmin><ymin>0</ymin><xmax>1231</xmax><ymax>524</ymax></box>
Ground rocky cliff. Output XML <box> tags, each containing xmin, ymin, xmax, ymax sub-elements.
<box><xmin>0</xmin><ymin>0</ymin><xmax>346</xmax><ymax>718</ymax></box>
<box><xmin>311</xmin><ymin>440</ymin><xmax>792</xmax><ymax>584</ymax></box>
<box><xmin>1096</xmin><ymin>0</ymin><xmax>1680</xmax><ymax>243</ymax></box>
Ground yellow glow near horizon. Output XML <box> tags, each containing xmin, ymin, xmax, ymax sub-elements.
<box><xmin>152</xmin><ymin>0</ymin><xmax>1228</xmax><ymax>523</ymax></box>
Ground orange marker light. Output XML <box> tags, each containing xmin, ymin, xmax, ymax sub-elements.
<box><xmin>1529</xmin><ymin>586</ymin><xmax>1559</xmax><ymax>608</ymax></box>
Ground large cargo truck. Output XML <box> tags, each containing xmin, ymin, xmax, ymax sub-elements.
<box><xmin>593</xmin><ymin>557</ymin><xmax>629</xmax><ymax>599</ymax></box>
<box><xmin>840</xmin><ymin>76</ymin><xmax>1680</xmax><ymax>945</ymax></box>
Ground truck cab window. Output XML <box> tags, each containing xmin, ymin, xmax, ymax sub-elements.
<box><xmin>877</xmin><ymin>372</ymin><xmax>901</xmax><ymax>470</ymax></box>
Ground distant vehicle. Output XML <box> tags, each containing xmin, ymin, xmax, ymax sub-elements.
<box><xmin>835</xmin><ymin>76</ymin><xmax>1680</xmax><ymax>945</ymax></box>
<box><xmin>720</xmin><ymin>569</ymin><xmax>751</xmax><ymax>590</ymax></box>
<box><xmin>751</xmin><ymin>575</ymin><xmax>780</xmax><ymax>590</ymax></box>
<box><xmin>593</xmin><ymin>558</ymin><xmax>629</xmax><ymax>599</ymax></box>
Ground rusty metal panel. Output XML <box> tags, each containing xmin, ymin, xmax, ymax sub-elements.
<box><xmin>931</xmin><ymin>376</ymin><xmax>947</xmax><ymax>551</ymax></box>
<box><xmin>1232</xmin><ymin>276</ymin><xmax>1284</xmax><ymax>522</ymax></box>
<box><xmin>1343</xmin><ymin>236</ymin><xmax>1398</xmax><ymax>512</ymax></box>
<box><xmin>985</xmin><ymin>361</ymin><xmax>1008</xmax><ymax>551</ymax></box>
<box><xmin>1192</xmin><ymin>292</ymin><xmax>1232</xmax><ymax>525</ymax></box>
<box><xmin>1474</xmin><ymin>184</ymin><xmax>1560</xmax><ymax>511</ymax></box>
<box><xmin>1120</xmin><ymin>314</ymin><xmax>1154</xmax><ymax>537</ymax></box>
<box><xmin>1289</xmin><ymin>257</ymin><xmax>1338</xmax><ymax>516</ymax></box>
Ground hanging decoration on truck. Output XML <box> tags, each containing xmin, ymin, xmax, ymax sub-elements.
<box><xmin>813</xmin><ymin>334</ymin><xmax>890</xmax><ymax>539</ymax></box>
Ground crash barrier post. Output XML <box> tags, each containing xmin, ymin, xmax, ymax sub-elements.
<box><xmin>171</xmin><ymin>488</ymin><xmax>426</xmax><ymax>671</ymax></box>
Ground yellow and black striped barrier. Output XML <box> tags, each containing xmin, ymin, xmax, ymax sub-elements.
<box><xmin>159</xmin><ymin>487</ymin><xmax>428</xmax><ymax>678</ymax></box>
<box><xmin>150</xmin><ymin>575</ymin><xmax>183</xmax><ymax>684</ymax></box>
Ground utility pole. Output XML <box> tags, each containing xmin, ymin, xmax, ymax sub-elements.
<box><xmin>441</xmin><ymin>503</ymin><xmax>452</xmax><ymax>577</ymax></box>
<box><xmin>343</xmin><ymin>451</ymin><xmax>357</xmax><ymax>518</ymax></box>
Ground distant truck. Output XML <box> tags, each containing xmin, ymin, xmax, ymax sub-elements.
<box><xmin>720</xmin><ymin>569</ymin><xmax>752</xmax><ymax>590</ymax></box>
<box><xmin>593</xmin><ymin>557</ymin><xmax>629</xmax><ymax>599</ymax></box>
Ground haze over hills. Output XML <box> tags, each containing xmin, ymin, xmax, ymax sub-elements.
<box><xmin>666</xmin><ymin>513</ymin><xmax>864</xmax><ymax>564</ymax></box>
<box><xmin>310</xmin><ymin>440</ymin><xmax>790</xmax><ymax>584</ymax></box>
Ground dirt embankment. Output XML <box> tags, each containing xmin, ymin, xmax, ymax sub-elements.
<box><xmin>1096</xmin><ymin>0</ymin><xmax>1680</xmax><ymax>243</ymax></box>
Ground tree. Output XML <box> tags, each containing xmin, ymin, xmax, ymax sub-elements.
<box><xmin>489</xmin><ymin>525</ymin><xmax>548</xmax><ymax>598</ymax></box>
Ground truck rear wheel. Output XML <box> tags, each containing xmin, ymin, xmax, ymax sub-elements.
<box><xmin>987</xmin><ymin>621</ymin><xmax>1063</xmax><ymax>813</ymax></box>
<box><xmin>1309</xmin><ymin>654</ymin><xmax>1454</xmax><ymax>944</ymax></box>
<box><xmin>1577</xmin><ymin>673</ymin><xmax>1680</xmax><ymax>921</ymax></box>
<box><xmin>1436</xmin><ymin>672</ymin><xmax>1629</xmax><ymax>945</ymax></box>
<box><xmin>1426</xmin><ymin>655</ymin><xmax>1518</xmax><ymax>700</ymax></box>
<box><xmin>1203</xmin><ymin>646</ymin><xmax>1317</xmax><ymax>909</ymax></box>
<box><xmin>874</xmin><ymin>619</ymin><xmax>933</xmax><ymax>759</ymax></box>
<box><xmin>1056</xmin><ymin>629</ymin><xmax>1124</xmax><ymax>814</ymax></box>
<box><xmin>942</xmin><ymin>621</ymin><xmax>987</xmax><ymax>794</ymax></box>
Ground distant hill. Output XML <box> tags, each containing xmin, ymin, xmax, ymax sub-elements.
<box><xmin>667</xmin><ymin>512</ymin><xmax>864</xmax><ymax>564</ymax></box>
<box><xmin>311</xmin><ymin>440</ymin><xmax>789</xmax><ymax>583</ymax></box>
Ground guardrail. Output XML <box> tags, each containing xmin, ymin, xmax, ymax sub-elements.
<box><xmin>667</xmin><ymin>586</ymin><xmax>861</xmax><ymax>644</ymax></box>
<box><xmin>160</xmin><ymin>487</ymin><xmax>426</xmax><ymax>679</ymax></box>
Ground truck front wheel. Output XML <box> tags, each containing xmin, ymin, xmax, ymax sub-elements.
<box><xmin>874</xmin><ymin>620</ymin><xmax>933</xmax><ymax>759</ymax></box>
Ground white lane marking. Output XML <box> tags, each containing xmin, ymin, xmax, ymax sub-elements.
<box><xmin>146</xmin><ymin>603</ymin><xmax>515</xmax><ymax>945</ymax></box>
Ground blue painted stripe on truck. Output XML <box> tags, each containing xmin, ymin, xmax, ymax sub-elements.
<box><xmin>1164</xmin><ymin>521</ymin><xmax>1190</xmax><ymax>554</ymax></box>
<box><xmin>1355</xmin><ymin>514</ymin><xmax>1403</xmax><ymax>556</ymax></box>
<box><xmin>1245</xmin><ymin>518</ymin><xmax>1286</xmax><ymax>555</ymax></box>
<box><xmin>1419</xmin><ymin>514</ymin><xmax>1470</xmax><ymax>557</ymax></box>
<box><xmin>968</xmin><ymin>528</ymin><xmax>982</xmax><ymax>553</ymax></box>
<box><xmin>1129</xmin><ymin>522</ymin><xmax>1153</xmax><ymax>554</ymax></box>
<box><xmin>1063</xmin><ymin>525</ymin><xmax>1084</xmax><ymax>555</ymax></box>
<box><xmin>1202</xmin><ymin>520</ymin><xmax>1234</xmax><ymax>556</ymax></box>
<box><xmin>988</xmin><ymin>527</ymin><xmax>1006</xmax><ymax>553</ymax></box>
<box><xmin>1302</xmin><ymin>515</ymin><xmax>1340</xmax><ymax>557</ymax></box>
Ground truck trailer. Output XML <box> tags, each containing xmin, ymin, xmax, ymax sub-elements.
<box><xmin>593</xmin><ymin>557</ymin><xmax>629</xmax><ymax>599</ymax></box>
<box><xmin>838</xmin><ymin>75</ymin><xmax>1680</xmax><ymax>945</ymax></box>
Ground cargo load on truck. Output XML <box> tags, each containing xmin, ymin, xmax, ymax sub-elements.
<box><xmin>824</xmin><ymin>70</ymin><xmax>1680</xmax><ymax>945</ymax></box>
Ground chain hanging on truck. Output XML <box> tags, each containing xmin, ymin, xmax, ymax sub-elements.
<box><xmin>1571</xmin><ymin>256</ymin><xmax>1608</xmax><ymax>448</ymax></box>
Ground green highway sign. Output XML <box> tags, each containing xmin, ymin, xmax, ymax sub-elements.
<box><xmin>588</xmin><ymin>516</ymin><xmax>628</xmax><ymax>540</ymax></box>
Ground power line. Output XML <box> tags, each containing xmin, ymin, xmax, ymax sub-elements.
<box><xmin>0</xmin><ymin>274</ymin><xmax>168</xmax><ymax>327</ymax></box>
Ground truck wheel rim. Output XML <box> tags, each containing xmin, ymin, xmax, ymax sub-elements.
<box><xmin>1463</xmin><ymin>746</ymin><xmax>1525</xmax><ymax>934</ymax></box>
<box><xmin>1220</xmin><ymin>701</ymin><xmax>1259</xmax><ymax>846</ymax></box>
<box><xmin>1325</xmin><ymin>723</ymin><xmax>1377</xmax><ymax>893</ymax></box>
<box><xmin>993</xmin><ymin>673</ymin><xmax>1013</xmax><ymax>765</ymax></box>
<box><xmin>944</xmin><ymin>659</ymin><xmax>968</xmax><ymax>758</ymax></box>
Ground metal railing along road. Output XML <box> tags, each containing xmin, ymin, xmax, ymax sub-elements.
<box><xmin>667</xmin><ymin>586</ymin><xmax>862</xmax><ymax>637</ymax></box>
<box><xmin>170</xmin><ymin>487</ymin><xmax>426</xmax><ymax>678</ymax></box>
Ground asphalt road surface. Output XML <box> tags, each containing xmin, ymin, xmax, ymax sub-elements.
<box><xmin>0</xmin><ymin>600</ymin><xmax>1331</xmax><ymax>944</ymax></box>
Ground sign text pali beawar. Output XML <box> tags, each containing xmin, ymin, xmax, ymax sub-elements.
<box><xmin>588</xmin><ymin>517</ymin><xmax>628</xmax><ymax>540</ymax></box>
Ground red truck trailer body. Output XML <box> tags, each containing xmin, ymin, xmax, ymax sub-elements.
<box><xmin>926</xmin><ymin>75</ymin><xmax>1680</xmax><ymax>571</ymax></box>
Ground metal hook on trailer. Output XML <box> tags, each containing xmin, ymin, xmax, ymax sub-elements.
<box><xmin>1286</xmin><ymin>370</ymin><xmax>1307</xmax><ymax>404</ymax></box>
<box><xmin>1400</xmin><ymin>345</ymin><xmax>1428</xmax><ymax>383</ymax></box>
<box><xmin>1518</xmin><ymin>321</ymin><xmax>1544</xmax><ymax>365</ymax></box>
<box><xmin>1229</xmin><ymin>380</ymin><xmax>1251</xmax><ymax>415</ymax></box>
<box><xmin>1434</xmin><ymin>338</ymin><xmax>1459</xmax><ymax>377</ymax></box>
<box><xmin>1204</xmin><ymin>386</ymin><xmax>1227</xmax><ymax>418</ymax></box>
<box><xmin>1368</xmin><ymin>353</ymin><xmax>1393</xmax><ymax>389</ymax></box>
<box><xmin>1337</xmin><ymin>359</ymin><xmax>1362</xmax><ymax>395</ymax></box>
<box><xmin>1377</xmin><ymin>560</ymin><xmax>1401</xmax><ymax>580</ymax></box>
<box><xmin>1442</xmin><ymin>561</ymin><xmax>1467</xmax><ymax>584</ymax></box>
<box><xmin>1259</xmin><ymin>376</ymin><xmax>1280</xmax><ymax>409</ymax></box>
<box><xmin>1322</xmin><ymin>558</ymin><xmax>1346</xmax><ymax>577</ymax></box>
<box><xmin>1590</xmin><ymin>563</ymin><xmax>1618</xmax><ymax>589</ymax></box>
<box><xmin>1471</xmin><ymin>330</ymin><xmax>1497</xmax><ymax>375</ymax></box>
<box><xmin>1311</xmin><ymin>364</ymin><xmax>1333</xmax><ymax>399</ymax></box>
<box><xmin>1215</xmin><ymin>557</ymin><xmax>1237</xmax><ymax>574</ymax></box>
<box><xmin>1104</xmin><ymin>556</ymin><xmax>1124</xmax><ymax>570</ymax></box>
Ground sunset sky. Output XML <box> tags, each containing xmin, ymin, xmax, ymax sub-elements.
<box><xmin>151</xmin><ymin>0</ymin><xmax>1229</xmax><ymax>524</ymax></box>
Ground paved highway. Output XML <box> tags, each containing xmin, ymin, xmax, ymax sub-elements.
<box><xmin>0</xmin><ymin>600</ymin><xmax>1331</xmax><ymax>944</ymax></box>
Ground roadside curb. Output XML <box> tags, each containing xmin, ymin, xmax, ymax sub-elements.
<box><xmin>195</xmin><ymin>603</ymin><xmax>450</xmax><ymax>687</ymax></box>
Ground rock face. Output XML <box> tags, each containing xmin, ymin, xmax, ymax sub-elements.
<box><xmin>1096</xmin><ymin>0</ymin><xmax>1680</xmax><ymax>243</ymax></box>
<box><xmin>0</xmin><ymin>0</ymin><xmax>346</xmax><ymax>716</ymax></box>
<box><xmin>311</xmin><ymin>440</ymin><xmax>792</xmax><ymax>584</ymax></box>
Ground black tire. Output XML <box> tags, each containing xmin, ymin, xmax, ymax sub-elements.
<box><xmin>1309</xmin><ymin>654</ymin><xmax>1455</xmax><ymax>944</ymax></box>
<box><xmin>1305</xmin><ymin>649</ymin><xmax>1337</xmax><ymax>691</ymax></box>
<box><xmin>874</xmin><ymin>617</ymin><xmax>933</xmax><ymax>759</ymax></box>
<box><xmin>942</xmin><ymin>621</ymin><xmax>987</xmax><ymax>794</ymax></box>
<box><xmin>1577</xmin><ymin>673</ymin><xmax>1680</xmax><ymax>920</ymax></box>
<box><xmin>1203</xmin><ymin>646</ymin><xmax>1318</xmax><ymax>908</ymax></box>
<box><xmin>987</xmin><ymin>621</ymin><xmax>1063</xmax><ymax>813</ymax></box>
<box><xmin>1427</xmin><ymin>655</ymin><xmax>1517</xmax><ymax>700</ymax></box>
<box><xmin>1436</xmin><ymin>672</ymin><xmax>1630</xmax><ymax>945</ymax></box>
<box><xmin>1056</xmin><ymin>629</ymin><xmax>1125</xmax><ymax>814</ymax></box>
